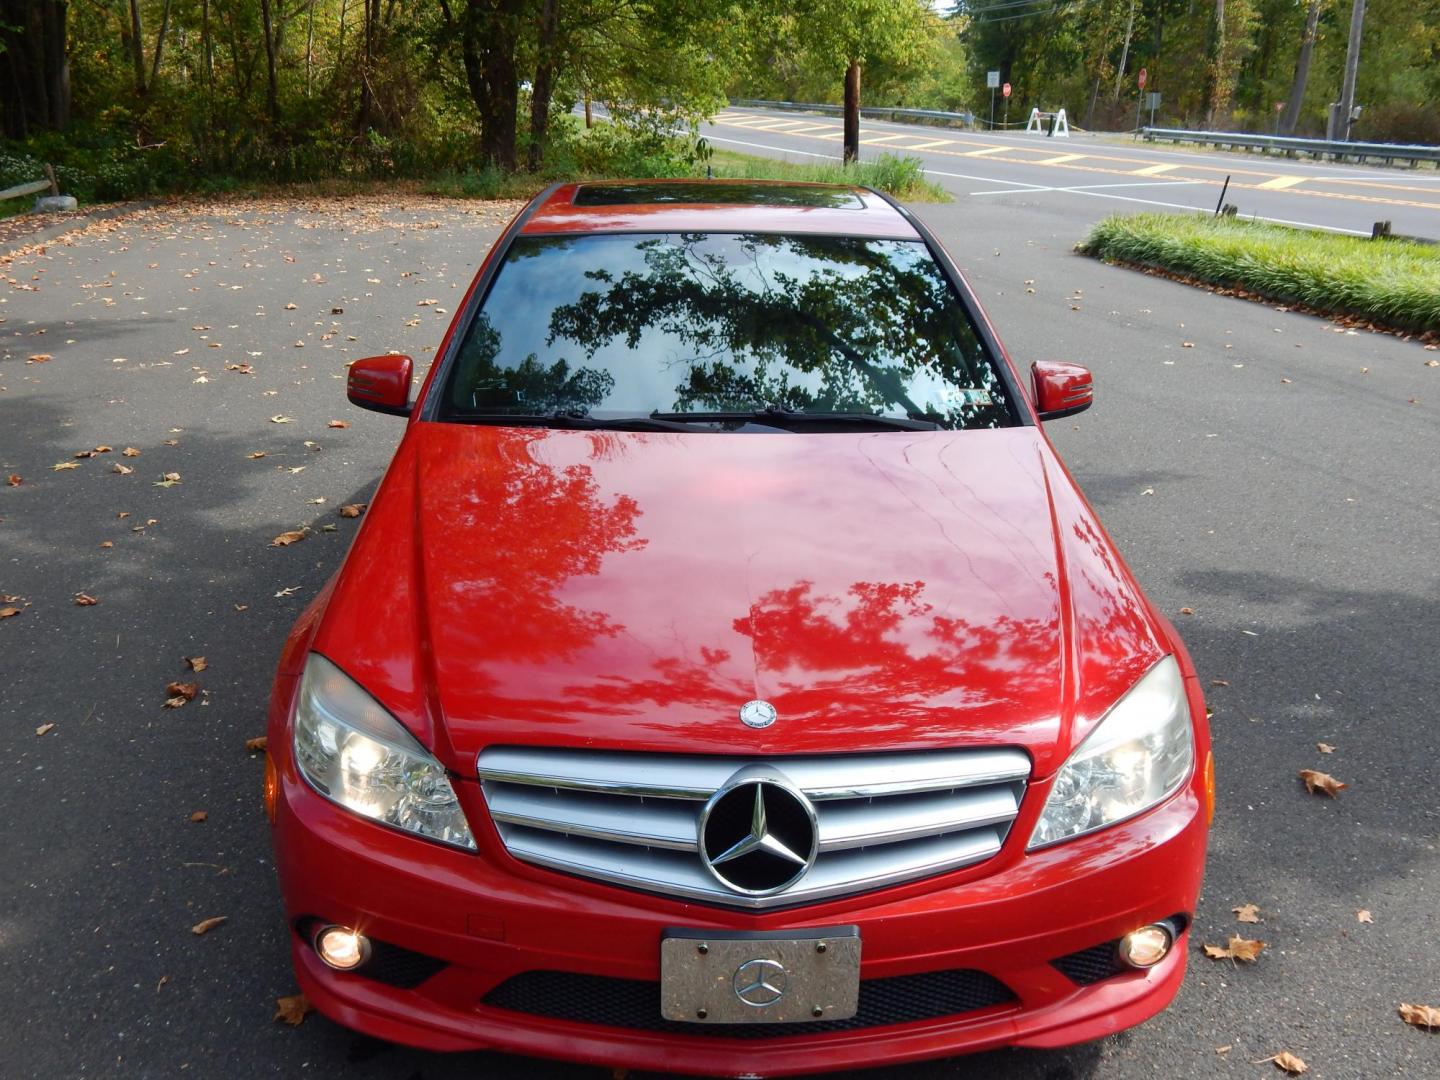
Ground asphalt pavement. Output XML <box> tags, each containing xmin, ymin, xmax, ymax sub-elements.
<box><xmin>1</xmin><ymin>191</ymin><xmax>1437</xmax><ymax>1080</ymax></box>
<box><xmin>702</xmin><ymin>107</ymin><xmax>1440</xmax><ymax>239</ymax></box>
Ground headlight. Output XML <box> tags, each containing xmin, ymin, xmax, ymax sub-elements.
<box><xmin>293</xmin><ymin>653</ymin><xmax>475</xmax><ymax>850</ymax></box>
<box><xmin>1028</xmin><ymin>655</ymin><xmax>1192</xmax><ymax>849</ymax></box>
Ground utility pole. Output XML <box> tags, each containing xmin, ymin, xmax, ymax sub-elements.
<box><xmin>1334</xmin><ymin>0</ymin><xmax>1366</xmax><ymax>141</ymax></box>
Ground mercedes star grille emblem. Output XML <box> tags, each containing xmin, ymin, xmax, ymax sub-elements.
<box><xmin>699</xmin><ymin>771</ymin><xmax>818</xmax><ymax>895</ymax></box>
<box><xmin>738</xmin><ymin>700</ymin><xmax>778</xmax><ymax>729</ymax></box>
<box><xmin>732</xmin><ymin>958</ymin><xmax>787</xmax><ymax>1007</ymax></box>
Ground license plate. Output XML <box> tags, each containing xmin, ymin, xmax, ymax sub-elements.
<box><xmin>660</xmin><ymin>927</ymin><xmax>860</xmax><ymax>1024</ymax></box>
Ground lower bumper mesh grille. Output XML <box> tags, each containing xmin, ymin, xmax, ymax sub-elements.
<box><xmin>481</xmin><ymin>968</ymin><xmax>1015</xmax><ymax>1038</ymax></box>
<box><xmin>1050</xmin><ymin>941</ymin><xmax>1127</xmax><ymax>985</ymax></box>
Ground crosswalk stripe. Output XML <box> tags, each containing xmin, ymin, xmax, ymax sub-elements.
<box><xmin>1257</xmin><ymin>175</ymin><xmax>1306</xmax><ymax>190</ymax></box>
<box><xmin>1131</xmin><ymin>163</ymin><xmax>1178</xmax><ymax>175</ymax></box>
<box><xmin>1035</xmin><ymin>153</ymin><xmax>1085</xmax><ymax>165</ymax></box>
<box><xmin>963</xmin><ymin>146</ymin><xmax>1010</xmax><ymax>157</ymax></box>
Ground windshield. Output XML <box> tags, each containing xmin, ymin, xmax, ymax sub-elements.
<box><xmin>439</xmin><ymin>232</ymin><xmax>1016</xmax><ymax>431</ymax></box>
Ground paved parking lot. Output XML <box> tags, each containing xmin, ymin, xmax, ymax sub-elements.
<box><xmin>1</xmin><ymin>194</ymin><xmax>1436</xmax><ymax>1079</ymax></box>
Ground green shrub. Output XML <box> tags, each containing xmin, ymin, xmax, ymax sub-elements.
<box><xmin>1080</xmin><ymin>212</ymin><xmax>1440</xmax><ymax>333</ymax></box>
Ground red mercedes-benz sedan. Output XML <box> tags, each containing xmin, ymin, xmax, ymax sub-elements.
<box><xmin>264</xmin><ymin>180</ymin><xmax>1212</xmax><ymax>1076</ymax></box>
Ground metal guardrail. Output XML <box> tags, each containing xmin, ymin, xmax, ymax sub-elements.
<box><xmin>1141</xmin><ymin>127</ymin><xmax>1440</xmax><ymax>167</ymax></box>
<box><xmin>729</xmin><ymin>98</ymin><xmax>979</xmax><ymax>128</ymax></box>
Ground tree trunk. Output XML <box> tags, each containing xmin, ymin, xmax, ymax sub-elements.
<box><xmin>1278</xmin><ymin>0</ymin><xmax>1322</xmax><ymax>135</ymax></box>
<box><xmin>128</xmin><ymin>0</ymin><xmax>147</xmax><ymax>95</ymax></box>
<box><xmin>584</xmin><ymin>97</ymin><xmax>592</xmax><ymax>128</ymax></box>
<box><xmin>1113</xmin><ymin>0</ymin><xmax>1138</xmax><ymax>100</ymax></box>
<box><xmin>306</xmin><ymin>0</ymin><xmax>315</xmax><ymax>96</ymax></box>
<box><xmin>260</xmin><ymin>0</ymin><xmax>279</xmax><ymax>121</ymax></box>
<box><xmin>528</xmin><ymin>0</ymin><xmax>561</xmax><ymax>170</ymax></box>
<box><xmin>1201</xmin><ymin>0</ymin><xmax>1226</xmax><ymax>127</ymax></box>
<box><xmin>842</xmin><ymin>58</ymin><xmax>860</xmax><ymax>164</ymax></box>
<box><xmin>463</xmin><ymin>0</ymin><xmax>523</xmax><ymax>171</ymax></box>
<box><xmin>150</xmin><ymin>0</ymin><xmax>173</xmax><ymax>86</ymax></box>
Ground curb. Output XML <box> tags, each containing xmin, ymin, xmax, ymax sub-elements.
<box><xmin>0</xmin><ymin>199</ymin><xmax>163</xmax><ymax>259</ymax></box>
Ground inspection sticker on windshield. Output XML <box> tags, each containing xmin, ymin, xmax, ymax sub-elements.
<box><xmin>940</xmin><ymin>388</ymin><xmax>993</xmax><ymax>408</ymax></box>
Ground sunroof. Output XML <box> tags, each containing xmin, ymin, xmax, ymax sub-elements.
<box><xmin>571</xmin><ymin>182</ymin><xmax>865</xmax><ymax>209</ymax></box>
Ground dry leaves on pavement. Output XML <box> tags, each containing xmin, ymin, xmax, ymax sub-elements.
<box><xmin>1259</xmin><ymin>1051</ymin><xmax>1308</xmax><ymax>1075</ymax></box>
<box><xmin>73</xmin><ymin>592</ymin><xmax>98</xmax><ymax>606</ymax></box>
<box><xmin>35</xmin><ymin>723</ymin><xmax>55</xmax><ymax>737</ymax></box>
<box><xmin>0</xmin><ymin>607</ymin><xmax>21</xmax><ymax>619</ymax></box>
<box><xmin>183</xmin><ymin>656</ymin><xmax>207</xmax><ymax>672</ymax></box>
<box><xmin>1232</xmin><ymin>903</ymin><xmax>1262</xmax><ymax>923</ymax></box>
<box><xmin>1357</xmin><ymin>909</ymin><xmax>1373</xmax><ymax>923</ymax></box>
<box><xmin>166</xmin><ymin>681</ymin><xmax>199</xmax><ymax>701</ymax></box>
<box><xmin>271</xmin><ymin>529</ymin><xmax>308</xmax><ymax>547</ymax></box>
<box><xmin>327</xmin><ymin>419</ymin><xmax>349</xmax><ymax>429</ymax></box>
<box><xmin>1202</xmin><ymin>935</ymin><xmax>1266</xmax><ymax>963</ymax></box>
<box><xmin>273</xmin><ymin>994</ymin><xmax>313</xmax><ymax>1026</ymax></box>
<box><xmin>245</xmin><ymin>736</ymin><xmax>268</xmax><ymax>752</ymax></box>
<box><xmin>7</xmin><ymin>474</ymin><xmax>22</xmax><ymax>486</ymax></box>
<box><xmin>1298</xmin><ymin>769</ymin><xmax>1347</xmax><ymax>797</ymax></box>
<box><xmin>338</xmin><ymin>503</ymin><xmax>367</xmax><ymax>518</ymax></box>
<box><xmin>1399</xmin><ymin>1004</ymin><xmax>1440</xmax><ymax>1031</ymax></box>
<box><xmin>191</xmin><ymin>916</ymin><xmax>227</xmax><ymax>936</ymax></box>
<box><xmin>190</xmin><ymin>810</ymin><xmax>208</xmax><ymax>823</ymax></box>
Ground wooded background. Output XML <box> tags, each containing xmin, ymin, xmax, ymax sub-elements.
<box><xmin>2</xmin><ymin>0</ymin><xmax>1436</xmax><ymax>202</ymax></box>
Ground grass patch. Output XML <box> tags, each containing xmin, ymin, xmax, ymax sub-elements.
<box><xmin>1079</xmin><ymin>212</ymin><xmax>1440</xmax><ymax>333</ymax></box>
<box><xmin>704</xmin><ymin>148</ymin><xmax>949</xmax><ymax>202</ymax></box>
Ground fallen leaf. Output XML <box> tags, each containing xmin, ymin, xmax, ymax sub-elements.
<box><xmin>273</xmin><ymin>994</ymin><xmax>312</xmax><ymax>1026</ymax></box>
<box><xmin>166</xmin><ymin>681</ymin><xmax>199</xmax><ymax>701</ymax></box>
<box><xmin>327</xmin><ymin>419</ymin><xmax>350</xmax><ymax>429</ymax></box>
<box><xmin>112</xmin><ymin>463</ymin><xmax>133</xmax><ymax>475</ymax></box>
<box><xmin>163</xmin><ymin>696</ymin><xmax>189</xmax><ymax>709</ymax></box>
<box><xmin>99</xmin><ymin>541</ymin><xmax>114</xmax><ymax>549</ymax></box>
<box><xmin>190</xmin><ymin>916</ymin><xmax>227</xmax><ymax>936</ymax></box>
<box><xmin>154</xmin><ymin>472</ymin><xmax>181</xmax><ymax>487</ymax></box>
<box><xmin>1317</xmin><ymin>742</ymin><xmax>1335</xmax><ymax>754</ymax></box>
<box><xmin>1298</xmin><ymin>769</ymin><xmax>1346</xmax><ymax>797</ymax></box>
<box><xmin>1398</xmin><ymin>1003</ymin><xmax>1440</xmax><ymax>1031</ymax></box>
<box><xmin>1179</xmin><ymin>606</ymin><xmax>1195</xmax><ymax>615</ymax></box>
<box><xmin>270</xmin><ymin>415</ymin><xmax>295</xmax><ymax>424</ymax></box>
<box><xmin>52</xmin><ymin>461</ymin><xmax>81</xmax><ymax>471</ymax></box>
<box><xmin>234</xmin><ymin>603</ymin><xmax>249</xmax><ymax>612</ymax></box>
<box><xmin>35</xmin><ymin>723</ymin><xmax>55</xmax><ymax>737</ymax></box>
<box><xmin>1210</xmin><ymin>679</ymin><xmax>1230</xmax><ymax>687</ymax></box>
<box><xmin>184</xmin><ymin>656</ymin><xmax>208</xmax><ymax>672</ymax></box>
<box><xmin>0</xmin><ymin>607</ymin><xmax>21</xmax><ymax>619</ymax></box>
<box><xmin>417</xmin><ymin>298</ymin><xmax>438</xmax><ymax>306</ymax></box>
<box><xmin>122</xmin><ymin>447</ymin><xmax>141</xmax><ymax>457</ymax></box>
<box><xmin>190</xmin><ymin>810</ymin><xmax>208</xmax><ymax>823</ymax></box>
<box><xmin>1357</xmin><ymin>909</ymin><xmax>1373</xmax><ymax>923</ymax></box>
<box><xmin>162</xmin><ymin>438</ymin><xmax>179</xmax><ymax>446</ymax></box>
<box><xmin>73</xmin><ymin>592</ymin><xmax>98</xmax><ymax>606</ymax></box>
<box><xmin>1263</xmin><ymin>1051</ymin><xmax>1308</xmax><ymax>1075</ymax></box>
<box><xmin>338</xmin><ymin>503</ymin><xmax>367</xmax><ymax>518</ymax></box>
<box><xmin>7</xmin><ymin>474</ymin><xmax>21</xmax><ymax>486</ymax></box>
<box><xmin>1202</xmin><ymin>934</ymin><xmax>1266</xmax><ymax>963</ymax></box>
<box><xmin>284</xmin><ymin>302</ymin><xmax>297</xmax><ymax>310</ymax></box>
<box><xmin>245</xmin><ymin>735</ymin><xmax>268</xmax><ymax>752</ymax></box>
<box><xmin>1233</xmin><ymin>903</ymin><xmax>1262</xmax><ymax>924</ymax></box>
<box><xmin>27</xmin><ymin>352</ymin><xmax>53</xmax><ymax>363</ymax></box>
<box><xmin>247</xmin><ymin>451</ymin><xmax>267</xmax><ymax>460</ymax></box>
<box><xmin>331</xmin><ymin>306</ymin><xmax>344</xmax><ymax>314</ymax></box>
<box><xmin>294</xmin><ymin>340</ymin><xmax>305</xmax><ymax>348</ymax></box>
<box><xmin>1181</xmin><ymin>341</ymin><xmax>1194</xmax><ymax>348</ymax></box>
<box><xmin>271</xmin><ymin>530</ymin><xmax>308</xmax><ymax>547</ymax></box>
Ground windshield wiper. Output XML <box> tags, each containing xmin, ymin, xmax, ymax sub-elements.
<box><xmin>460</xmin><ymin>410</ymin><xmax>710</xmax><ymax>433</ymax></box>
<box><xmin>650</xmin><ymin>407</ymin><xmax>940</xmax><ymax>432</ymax></box>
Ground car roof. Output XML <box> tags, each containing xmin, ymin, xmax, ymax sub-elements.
<box><xmin>520</xmin><ymin>180</ymin><xmax>922</xmax><ymax>240</ymax></box>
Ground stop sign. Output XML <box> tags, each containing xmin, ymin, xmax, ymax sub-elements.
<box><xmin>1138</xmin><ymin>68</ymin><xmax>1148</xmax><ymax>90</ymax></box>
<box><xmin>1002</xmin><ymin>82</ymin><xmax>1011</xmax><ymax>99</ymax></box>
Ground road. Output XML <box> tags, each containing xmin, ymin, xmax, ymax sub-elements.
<box><xmin>701</xmin><ymin>106</ymin><xmax>1440</xmax><ymax>238</ymax></box>
<box><xmin>1</xmin><ymin>192</ymin><xmax>1437</xmax><ymax>1080</ymax></box>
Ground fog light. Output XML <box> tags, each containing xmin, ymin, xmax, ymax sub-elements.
<box><xmin>315</xmin><ymin>925</ymin><xmax>370</xmax><ymax>971</ymax></box>
<box><xmin>1118</xmin><ymin>924</ymin><xmax>1172</xmax><ymax>969</ymax></box>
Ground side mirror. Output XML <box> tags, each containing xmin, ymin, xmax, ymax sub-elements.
<box><xmin>1031</xmin><ymin>361</ymin><xmax>1093</xmax><ymax>421</ymax></box>
<box><xmin>347</xmin><ymin>354</ymin><xmax>414</xmax><ymax>416</ymax></box>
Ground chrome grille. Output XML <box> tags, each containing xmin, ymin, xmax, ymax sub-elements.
<box><xmin>477</xmin><ymin>747</ymin><xmax>1030</xmax><ymax>909</ymax></box>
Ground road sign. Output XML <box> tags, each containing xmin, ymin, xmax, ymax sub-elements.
<box><xmin>1002</xmin><ymin>82</ymin><xmax>1011</xmax><ymax>99</ymax></box>
<box><xmin>1138</xmin><ymin>67</ymin><xmax>1148</xmax><ymax>90</ymax></box>
<box><xmin>987</xmin><ymin>70</ymin><xmax>1000</xmax><ymax>89</ymax></box>
<box><xmin>1146</xmin><ymin>92</ymin><xmax>1162</xmax><ymax>110</ymax></box>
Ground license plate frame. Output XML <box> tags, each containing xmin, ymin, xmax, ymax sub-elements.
<box><xmin>659</xmin><ymin>926</ymin><xmax>861</xmax><ymax>1024</ymax></box>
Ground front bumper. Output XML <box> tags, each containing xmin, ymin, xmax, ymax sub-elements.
<box><xmin>272</xmin><ymin>748</ymin><xmax>1208</xmax><ymax>1077</ymax></box>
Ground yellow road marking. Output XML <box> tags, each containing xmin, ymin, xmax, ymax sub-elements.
<box><xmin>1035</xmin><ymin>153</ymin><xmax>1085</xmax><ymax>165</ymax></box>
<box><xmin>774</xmin><ymin>122</ymin><xmax>835</xmax><ymax>134</ymax></box>
<box><xmin>705</xmin><ymin>117</ymin><xmax>1440</xmax><ymax>211</ymax></box>
<box><xmin>1257</xmin><ymin>176</ymin><xmax>1307</xmax><ymax>190</ymax></box>
<box><xmin>860</xmin><ymin>134</ymin><xmax>910</xmax><ymax>145</ymax></box>
<box><xmin>1132</xmin><ymin>163</ymin><xmax>1178</xmax><ymax>175</ymax></box>
<box><xmin>903</xmin><ymin>138</ymin><xmax>954</xmax><ymax>150</ymax></box>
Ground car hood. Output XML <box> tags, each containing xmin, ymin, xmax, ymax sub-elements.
<box><xmin>314</xmin><ymin>423</ymin><xmax>1167</xmax><ymax>778</ymax></box>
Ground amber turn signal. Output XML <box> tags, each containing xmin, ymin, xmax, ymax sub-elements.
<box><xmin>1203</xmin><ymin>751</ymin><xmax>1216</xmax><ymax>826</ymax></box>
<box><xmin>263</xmin><ymin>752</ymin><xmax>279</xmax><ymax>824</ymax></box>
